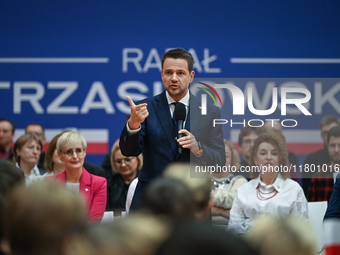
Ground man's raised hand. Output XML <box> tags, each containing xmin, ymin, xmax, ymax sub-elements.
<box><xmin>127</xmin><ymin>96</ymin><xmax>149</xmax><ymax>130</ymax></box>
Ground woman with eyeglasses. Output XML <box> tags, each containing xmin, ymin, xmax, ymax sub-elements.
<box><xmin>106</xmin><ymin>139</ymin><xmax>143</xmax><ymax>214</ymax></box>
<box><xmin>13</xmin><ymin>133</ymin><xmax>46</xmax><ymax>185</ymax></box>
<box><xmin>46</xmin><ymin>131</ymin><xmax>107</xmax><ymax>222</ymax></box>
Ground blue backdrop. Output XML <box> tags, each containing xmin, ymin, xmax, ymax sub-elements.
<box><xmin>1</xmin><ymin>1</ymin><xmax>340</xmax><ymax>166</ymax></box>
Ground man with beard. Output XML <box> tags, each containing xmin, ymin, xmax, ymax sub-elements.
<box><xmin>308</xmin><ymin>126</ymin><xmax>340</xmax><ymax>202</ymax></box>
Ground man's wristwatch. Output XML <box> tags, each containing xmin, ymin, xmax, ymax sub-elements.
<box><xmin>194</xmin><ymin>141</ymin><xmax>203</xmax><ymax>156</ymax></box>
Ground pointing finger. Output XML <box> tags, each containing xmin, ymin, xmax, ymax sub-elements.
<box><xmin>126</xmin><ymin>96</ymin><xmax>135</xmax><ymax>108</ymax></box>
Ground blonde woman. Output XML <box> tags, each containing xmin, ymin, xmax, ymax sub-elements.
<box><xmin>46</xmin><ymin>132</ymin><xmax>107</xmax><ymax>222</ymax></box>
<box><xmin>106</xmin><ymin>139</ymin><xmax>142</xmax><ymax>214</ymax></box>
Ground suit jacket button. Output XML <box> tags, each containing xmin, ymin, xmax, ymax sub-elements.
<box><xmin>124</xmin><ymin>137</ymin><xmax>127</xmax><ymax>142</ymax></box>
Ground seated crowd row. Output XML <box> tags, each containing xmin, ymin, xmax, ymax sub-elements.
<box><xmin>0</xmin><ymin>115</ymin><xmax>340</xmax><ymax>255</ymax></box>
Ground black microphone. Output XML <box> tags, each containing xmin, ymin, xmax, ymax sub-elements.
<box><xmin>174</xmin><ymin>102</ymin><xmax>186</xmax><ymax>154</ymax></box>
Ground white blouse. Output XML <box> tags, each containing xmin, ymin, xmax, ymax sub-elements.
<box><xmin>228</xmin><ymin>174</ymin><xmax>308</xmax><ymax>234</ymax></box>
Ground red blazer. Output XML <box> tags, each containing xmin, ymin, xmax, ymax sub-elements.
<box><xmin>46</xmin><ymin>167</ymin><xmax>107</xmax><ymax>222</ymax></box>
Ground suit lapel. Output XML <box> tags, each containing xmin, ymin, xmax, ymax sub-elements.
<box><xmin>154</xmin><ymin>92</ymin><xmax>177</xmax><ymax>155</ymax></box>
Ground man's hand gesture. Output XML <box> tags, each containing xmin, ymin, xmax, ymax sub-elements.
<box><xmin>126</xmin><ymin>96</ymin><xmax>149</xmax><ymax>130</ymax></box>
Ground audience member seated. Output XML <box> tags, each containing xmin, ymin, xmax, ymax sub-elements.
<box><xmin>211</xmin><ymin>139</ymin><xmax>247</xmax><ymax>229</ymax></box>
<box><xmin>238</xmin><ymin>125</ymin><xmax>265</xmax><ymax>179</ymax></box>
<box><xmin>228</xmin><ymin>133</ymin><xmax>308</xmax><ymax>235</ymax></box>
<box><xmin>156</xmin><ymin>222</ymin><xmax>259</xmax><ymax>255</ymax></box>
<box><xmin>0</xmin><ymin>159</ymin><xmax>25</xmax><ymax>255</ymax></box>
<box><xmin>106</xmin><ymin>139</ymin><xmax>142</xmax><ymax>215</ymax></box>
<box><xmin>62</xmin><ymin>127</ymin><xmax>106</xmax><ymax>177</ymax></box>
<box><xmin>246</xmin><ymin>215</ymin><xmax>317</xmax><ymax>255</ymax></box>
<box><xmin>163</xmin><ymin>162</ymin><xmax>213</xmax><ymax>222</ymax></box>
<box><xmin>303</xmin><ymin>115</ymin><xmax>340</xmax><ymax>195</ymax></box>
<box><xmin>3</xmin><ymin>181</ymin><xmax>88</xmax><ymax>255</ymax></box>
<box><xmin>32</xmin><ymin>133</ymin><xmax>65</xmax><ymax>182</ymax></box>
<box><xmin>13</xmin><ymin>133</ymin><xmax>46</xmax><ymax>185</ymax></box>
<box><xmin>46</xmin><ymin>131</ymin><xmax>107</xmax><ymax>222</ymax></box>
<box><xmin>264</xmin><ymin>120</ymin><xmax>299</xmax><ymax>168</ymax></box>
<box><xmin>324</xmin><ymin>178</ymin><xmax>340</xmax><ymax>255</ymax></box>
<box><xmin>141</xmin><ymin>177</ymin><xmax>195</xmax><ymax>223</ymax></box>
<box><xmin>25</xmin><ymin>122</ymin><xmax>46</xmax><ymax>169</ymax></box>
<box><xmin>0</xmin><ymin>119</ymin><xmax>15</xmax><ymax>161</ymax></box>
<box><xmin>101</xmin><ymin>115</ymin><xmax>131</xmax><ymax>174</ymax></box>
<box><xmin>307</xmin><ymin>126</ymin><xmax>340</xmax><ymax>202</ymax></box>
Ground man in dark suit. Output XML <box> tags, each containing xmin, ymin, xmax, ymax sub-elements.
<box><xmin>120</xmin><ymin>48</ymin><xmax>225</xmax><ymax>208</ymax></box>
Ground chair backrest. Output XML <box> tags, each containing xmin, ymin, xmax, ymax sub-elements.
<box><xmin>308</xmin><ymin>201</ymin><xmax>328</xmax><ymax>253</ymax></box>
<box><xmin>101</xmin><ymin>211</ymin><xmax>114</xmax><ymax>223</ymax></box>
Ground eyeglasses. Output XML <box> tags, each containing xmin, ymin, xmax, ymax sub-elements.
<box><xmin>114</xmin><ymin>157</ymin><xmax>133</xmax><ymax>166</ymax></box>
<box><xmin>62</xmin><ymin>148</ymin><xmax>85</xmax><ymax>158</ymax></box>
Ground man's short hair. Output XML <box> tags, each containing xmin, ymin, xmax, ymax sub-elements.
<box><xmin>161</xmin><ymin>48</ymin><xmax>194</xmax><ymax>73</ymax></box>
<box><xmin>319</xmin><ymin>115</ymin><xmax>340</xmax><ymax>129</ymax></box>
<box><xmin>25</xmin><ymin>122</ymin><xmax>45</xmax><ymax>134</ymax></box>
<box><xmin>327</xmin><ymin>126</ymin><xmax>340</xmax><ymax>144</ymax></box>
<box><xmin>238</xmin><ymin>125</ymin><xmax>266</xmax><ymax>146</ymax></box>
<box><xmin>0</xmin><ymin>118</ymin><xmax>15</xmax><ymax>133</ymax></box>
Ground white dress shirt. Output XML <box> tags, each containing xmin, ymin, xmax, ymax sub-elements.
<box><xmin>16</xmin><ymin>162</ymin><xmax>41</xmax><ymax>186</ymax></box>
<box><xmin>228</xmin><ymin>173</ymin><xmax>308</xmax><ymax>234</ymax></box>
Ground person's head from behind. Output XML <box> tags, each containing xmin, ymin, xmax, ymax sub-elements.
<box><xmin>246</xmin><ymin>215</ymin><xmax>317</xmax><ymax>255</ymax></box>
<box><xmin>161</xmin><ymin>48</ymin><xmax>195</xmax><ymax>102</ymax></box>
<box><xmin>3</xmin><ymin>181</ymin><xmax>88</xmax><ymax>255</ymax></box>
<box><xmin>0</xmin><ymin>118</ymin><xmax>15</xmax><ymax>150</ymax></box>
<box><xmin>238</xmin><ymin>125</ymin><xmax>266</xmax><ymax>163</ymax></box>
<box><xmin>85</xmin><ymin>213</ymin><xmax>170</xmax><ymax>255</ymax></box>
<box><xmin>111</xmin><ymin>139</ymin><xmax>142</xmax><ymax>182</ymax></box>
<box><xmin>157</xmin><ymin>222</ymin><xmax>259</xmax><ymax>255</ymax></box>
<box><xmin>25</xmin><ymin>122</ymin><xmax>46</xmax><ymax>145</ymax></box>
<box><xmin>320</xmin><ymin>115</ymin><xmax>340</xmax><ymax>145</ymax></box>
<box><xmin>142</xmin><ymin>177</ymin><xmax>195</xmax><ymax>222</ymax></box>
<box><xmin>44</xmin><ymin>133</ymin><xmax>65</xmax><ymax>173</ymax></box>
<box><xmin>57</xmin><ymin>132</ymin><xmax>87</xmax><ymax>170</ymax></box>
<box><xmin>327</xmin><ymin>126</ymin><xmax>340</xmax><ymax>166</ymax></box>
<box><xmin>250</xmin><ymin>133</ymin><xmax>290</xmax><ymax>179</ymax></box>
<box><xmin>0</xmin><ymin>160</ymin><xmax>24</xmax><ymax>252</ymax></box>
<box><xmin>163</xmin><ymin>162</ymin><xmax>212</xmax><ymax>221</ymax></box>
<box><xmin>13</xmin><ymin>133</ymin><xmax>42</xmax><ymax>168</ymax></box>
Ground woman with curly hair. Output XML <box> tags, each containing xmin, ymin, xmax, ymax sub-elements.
<box><xmin>228</xmin><ymin>133</ymin><xmax>308</xmax><ymax>235</ymax></box>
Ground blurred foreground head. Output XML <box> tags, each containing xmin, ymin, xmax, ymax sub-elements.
<box><xmin>81</xmin><ymin>213</ymin><xmax>170</xmax><ymax>255</ymax></box>
<box><xmin>246</xmin><ymin>215</ymin><xmax>317</xmax><ymax>255</ymax></box>
<box><xmin>0</xmin><ymin>160</ymin><xmax>24</xmax><ymax>252</ymax></box>
<box><xmin>141</xmin><ymin>177</ymin><xmax>196</xmax><ymax>222</ymax></box>
<box><xmin>4</xmin><ymin>181</ymin><xmax>88</xmax><ymax>255</ymax></box>
<box><xmin>163</xmin><ymin>162</ymin><xmax>212</xmax><ymax>221</ymax></box>
<box><xmin>156</xmin><ymin>222</ymin><xmax>259</xmax><ymax>255</ymax></box>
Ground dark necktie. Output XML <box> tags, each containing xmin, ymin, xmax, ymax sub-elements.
<box><xmin>171</xmin><ymin>102</ymin><xmax>178</xmax><ymax>135</ymax></box>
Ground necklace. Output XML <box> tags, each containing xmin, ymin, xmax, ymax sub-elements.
<box><xmin>212</xmin><ymin>177</ymin><xmax>232</xmax><ymax>192</ymax></box>
<box><xmin>256</xmin><ymin>186</ymin><xmax>278</xmax><ymax>201</ymax></box>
